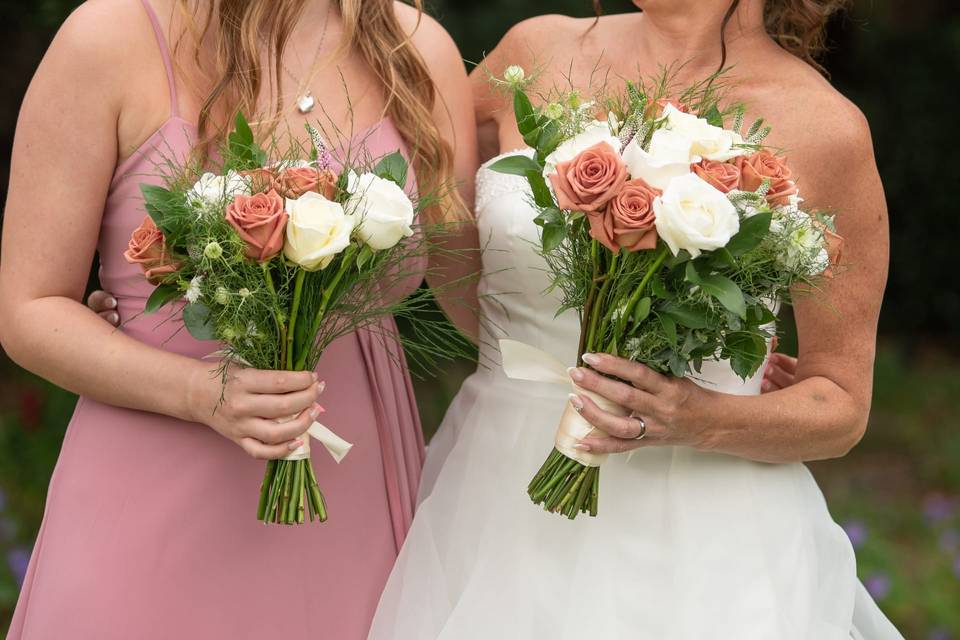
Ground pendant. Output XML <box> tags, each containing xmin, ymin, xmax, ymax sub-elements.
<box><xmin>297</xmin><ymin>92</ymin><xmax>316</xmax><ymax>115</ymax></box>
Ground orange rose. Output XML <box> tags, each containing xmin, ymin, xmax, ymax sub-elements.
<box><xmin>692</xmin><ymin>159</ymin><xmax>741</xmax><ymax>193</ymax></box>
<box><xmin>124</xmin><ymin>216</ymin><xmax>180</xmax><ymax>284</ymax></box>
<box><xmin>241</xmin><ymin>168</ymin><xmax>277</xmax><ymax>194</ymax></box>
<box><xmin>548</xmin><ymin>142</ymin><xmax>628</xmax><ymax>213</ymax></box>
<box><xmin>274</xmin><ymin>167</ymin><xmax>338</xmax><ymax>200</ymax></box>
<box><xmin>589</xmin><ymin>178</ymin><xmax>660</xmax><ymax>252</ymax></box>
<box><xmin>225</xmin><ymin>190</ymin><xmax>288</xmax><ymax>262</ymax></box>
<box><xmin>737</xmin><ymin>151</ymin><xmax>798</xmax><ymax>206</ymax></box>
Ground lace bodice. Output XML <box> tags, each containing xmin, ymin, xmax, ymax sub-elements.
<box><xmin>474</xmin><ymin>150</ymin><xmax>768</xmax><ymax>396</ymax></box>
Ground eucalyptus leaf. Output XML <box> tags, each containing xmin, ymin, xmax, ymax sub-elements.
<box><xmin>632</xmin><ymin>297</ymin><xmax>652</xmax><ymax>324</ymax></box>
<box><xmin>669</xmin><ymin>352</ymin><xmax>689</xmax><ymax>378</ymax></box>
<box><xmin>183</xmin><ymin>303</ymin><xmax>218</xmax><ymax>341</ymax></box>
<box><xmin>374</xmin><ymin>151</ymin><xmax>408</xmax><ymax>188</ymax></box>
<box><xmin>541</xmin><ymin>224</ymin><xmax>566</xmax><ymax>253</ymax></box>
<box><xmin>658</xmin><ymin>313</ymin><xmax>677</xmax><ymax>344</ymax></box>
<box><xmin>725</xmin><ymin>332</ymin><xmax>767</xmax><ymax>379</ymax></box>
<box><xmin>661</xmin><ymin>303</ymin><xmax>709</xmax><ymax>329</ymax></box>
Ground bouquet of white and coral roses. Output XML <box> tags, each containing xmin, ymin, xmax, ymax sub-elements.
<box><xmin>124</xmin><ymin>114</ymin><xmax>463</xmax><ymax>525</ymax></box>
<box><xmin>492</xmin><ymin>71</ymin><xmax>843</xmax><ymax>519</ymax></box>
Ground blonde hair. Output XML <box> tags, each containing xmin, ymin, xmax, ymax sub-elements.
<box><xmin>175</xmin><ymin>0</ymin><xmax>465</xmax><ymax>221</ymax></box>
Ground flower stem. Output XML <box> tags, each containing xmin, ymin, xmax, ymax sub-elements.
<box><xmin>586</xmin><ymin>250</ymin><xmax>620</xmax><ymax>353</ymax></box>
<box><xmin>606</xmin><ymin>244</ymin><xmax>670</xmax><ymax>353</ymax></box>
<box><xmin>295</xmin><ymin>246</ymin><xmax>357</xmax><ymax>370</ymax></box>
<box><xmin>286</xmin><ymin>270</ymin><xmax>307</xmax><ymax>371</ymax></box>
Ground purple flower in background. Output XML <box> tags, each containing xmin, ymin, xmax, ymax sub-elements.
<box><xmin>6</xmin><ymin>546</ymin><xmax>31</xmax><ymax>587</ymax></box>
<box><xmin>923</xmin><ymin>494</ymin><xmax>957</xmax><ymax>524</ymax></box>
<box><xmin>865</xmin><ymin>573</ymin><xmax>891</xmax><ymax>601</ymax></box>
<box><xmin>843</xmin><ymin>520</ymin><xmax>868</xmax><ymax>549</ymax></box>
<box><xmin>928</xmin><ymin>628</ymin><xmax>952</xmax><ymax>640</ymax></box>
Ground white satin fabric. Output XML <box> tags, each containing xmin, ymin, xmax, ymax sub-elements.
<box><xmin>368</xmin><ymin>151</ymin><xmax>902</xmax><ymax>640</ymax></box>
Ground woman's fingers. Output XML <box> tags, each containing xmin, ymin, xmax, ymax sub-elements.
<box><xmin>570</xmin><ymin>394</ymin><xmax>647</xmax><ymax>440</ymax></box>
<box><xmin>768</xmin><ymin>352</ymin><xmax>798</xmax><ymax>375</ymax></box>
<box><xmin>581</xmin><ymin>352</ymin><xmax>666</xmax><ymax>393</ymax></box>
<box><xmin>240</xmin><ymin>369</ymin><xmax>319</xmax><ymax>394</ymax></box>
<box><xmin>87</xmin><ymin>289</ymin><xmax>117</xmax><ymax>313</ymax></box>
<box><xmin>247</xmin><ymin>383</ymin><xmax>323</xmax><ymax>420</ymax></box>
<box><xmin>98</xmin><ymin>310</ymin><xmax>120</xmax><ymax>326</ymax></box>
<box><xmin>239</xmin><ymin>436</ymin><xmax>303</xmax><ymax>461</ymax></box>
<box><xmin>251</xmin><ymin>409</ymin><xmax>316</xmax><ymax>445</ymax></box>
<box><xmin>569</xmin><ymin>366</ymin><xmax>644</xmax><ymax>408</ymax></box>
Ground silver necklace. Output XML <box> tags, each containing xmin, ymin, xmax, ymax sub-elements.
<box><xmin>266</xmin><ymin>3</ymin><xmax>332</xmax><ymax>114</ymax></box>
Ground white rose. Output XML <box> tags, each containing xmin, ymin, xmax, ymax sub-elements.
<box><xmin>654</xmin><ymin>173</ymin><xmax>741</xmax><ymax>257</ymax></box>
<box><xmin>284</xmin><ymin>192</ymin><xmax>355</xmax><ymax>271</ymax></box>
<box><xmin>621</xmin><ymin>131</ymin><xmax>696</xmax><ymax>190</ymax></box>
<box><xmin>543</xmin><ymin>119</ymin><xmax>620</xmax><ymax>178</ymax></box>
<box><xmin>346</xmin><ymin>172</ymin><xmax>415</xmax><ymax>251</ymax></box>
<box><xmin>189</xmin><ymin>171</ymin><xmax>250</xmax><ymax>206</ymax></box>
<box><xmin>661</xmin><ymin>104</ymin><xmax>746</xmax><ymax>162</ymax></box>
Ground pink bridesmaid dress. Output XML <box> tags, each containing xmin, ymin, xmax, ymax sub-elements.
<box><xmin>7</xmin><ymin>2</ymin><xmax>425</xmax><ymax>638</ymax></box>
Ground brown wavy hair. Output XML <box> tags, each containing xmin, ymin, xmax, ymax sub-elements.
<box><xmin>593</xmin><ymin>0</ymin><xmax>850</xmax><ymax>75</ymax></box>
<box><xmin>174</xmin><ymin>0</ymin><xmax>465</xmax><ymax>221</ymax></box>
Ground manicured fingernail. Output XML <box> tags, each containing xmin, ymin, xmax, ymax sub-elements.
<box><xmin>107</xmin><ymin>297</ymin><xmax>117</xmax><ymax>309</ymax></box>
<box><xmin>317</xmin><ymin>381</ymin><xmax>326</xmax><ymax>394</ymax></box>
<box><xmin>108</xmin><ymin>312</ymin><xmax>119</xmax><ymax>324</ymax></box>
<box><xmin>567</xmin><ymin>367</ymin><xmax>585</xmax><ymax>382</ymax></box>
<box><xmin>312</xmin><ymin>402</ymin><xmax>326</xmax><ymax>415</ymax></box>
<box><xmin>288</xmin><ymin>439</ymin><xmax>304</xmax><ymax>451</ymax></box>
<box><xmin>309</xmin><ymin>407</ymin><xmax>321</xmax><ymax>420</ymax></box>
<box><xmin>761</xmin><ymin>380</ymin><xmax>771</xmax><ymax>391</ymax></box>
<box><xmin>574</xmin><ymin>442</ymin><xmax>591</xmax><ymax>451</ymax></box>
<box><xmin>568</xmin><ymin>393</ymin><xmax>584</xmax><ymax>411</ymax></box>
<box><xmin>581</xmin><ymin>353</ymin><xmax>601</xmax><ymax>366</ymax></box>
<box><xmin>311</xmin><ymin>372</ymin><xmax>318</xmax><ymax>381</ymax></box>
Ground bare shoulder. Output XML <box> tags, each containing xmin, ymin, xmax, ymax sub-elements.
<box><xmin>394</xmin><ymin>2</ymin><xmax>465</xmax><ymax>77</ymax></box>
<box><xmin>483</xmin><ymin>14</ymin><xmax>590</xmax><ymax>72</ymax></box>
<box><xmin>48</xmin><ymin>0</ymin><xmax>149</xmax><ymax>67</ymax></box>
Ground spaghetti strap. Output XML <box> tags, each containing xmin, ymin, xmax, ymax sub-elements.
<box><xmin>139</xmin><ymin>0</ymin><xmax>180</xmax><ymax>118</ymax></box>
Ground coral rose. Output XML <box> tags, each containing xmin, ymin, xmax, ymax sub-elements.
<box><xmin>692</xmin><ymin>159</ymin><xmax>741</xmax><ymax>193</ymax></box>
<box><xmin>274</xmin><ymin>167</ymin><xmax>338</xmax><ymax>200</ymax></box>
<box><xmin>225</xmin><ymin>190</ymin><xmax>288</xmax><ymax>262</ymax></box>
<box><xmin>548</xmin><ymin>142</ymin><xmax>628</xmax><ymax>213</ymax></box>
<box><xmin>124</xmin><ymin>216</ymin><xmax>180</xmax><ymax>284</ymax></box>
<box><xmin>589</xmin><ymin>178</ymin><xmax>660</xmax><ymax>252</ymax></box>
<box><xmin>737</xmin><ymin>151</ymin><xmax>798</xmax><ymax>206</ymax></box>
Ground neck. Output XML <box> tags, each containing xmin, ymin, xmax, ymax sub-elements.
<box><xmin>633</xmin><ymin>0</ymin><xmax>771</xmax><ymax>76</ymax></box>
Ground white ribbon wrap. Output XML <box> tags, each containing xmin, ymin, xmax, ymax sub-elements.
<box><xmin>284</xmin><ymin>421</ymin><xmax>353</xmax><ymax>463</ymax></box>
<box><xmin>499</xmin><ymin>339</ymin><xmax>630</xmax><ymax>467</ymax></box>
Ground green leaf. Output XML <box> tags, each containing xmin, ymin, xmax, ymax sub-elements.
<box><xmin>374</xmin><ymin>151</ymin><xmax>409</xmax><ymax>188</ymax></box>
<box><xmin>140</xmin><ymin>184</ymin><xmax>176</xmax><ymax>230</ymax></box>
<box><xmin>703</xmin><ymin>104</ymin><xmax>724</xmax><ymax>128</ymax></box>
<box><xmin>145</xmin><ymin>284</ymin><xmax>181</xmax><ymax>314</ymax></box>
<box><xmin>541</xmin><ymin>223</ymin><xmax>566</xmax><ymax>253</ymax></box>
<box><xmin>514</xmin><ymin>90</ymin><xmax>538</xmax><ymax>138</ymax></box>
<box><xmin>709</xmin><ymin>247</ymin><xmax>737</xmax><ymax>269</ymax></box>
<box><xmin>631</xmin><ymin>297</ymin><xmax>652</xmax><ymax>324</ymax></box>
<box><xmin>699</xmin><ymin>274</ymin><xmax>746</xmax><ymax>319</ymax></box>
<box><xmin>182</xmin><ymin>303</ymin><xmax>218</xmax><ymax>341</ymax></box>
<box><xmin>661</xmin><ymin>304</ymin><xmax>709</xmax><ymax>329</ymax></box>
<box><xmin>684</xmin><ymin>261</ymin><xmax>702</xmax><ymax>284</ymax></box>
<box><xmin>227</xmin><ymin>112</ymin><xmax>267</xmax><ymax>169</ymax></box>
<box><xmin>725</xmin><ymin>332</ymin><xmax>767</xmax><ymax>379</ymax></box>
<box><xmin>651</xmin><ymin>276</ymin><xmax>672</xmax><ymax>300</ymax></box>
<box><xmin>535</xmin><ymin>120</ymin><xmax>564</xmax><ymax>159</ymax></box>
<box><xmin>726</xmin><ymin>211</ymin><xmax>772</xmax><ymax>256</ymax></box>
<box><xmin>526</xmin><ymin>172</ymin><xmax>555</xmax><ymax>209</ymax></box>
<box><xmin>668</xmin><ymin>352</ymin><xmax>688</xmax><ymax>378</ymax></box>
<box><xmin>489</xmin><ymin>155</ymin><xmax>542</xmax><ymax>177</ymax></box>
<box><xmin>355</xmin><ymin>244</ymin><xmax>375</xmax><ymax>270</ymax></box>
<box><xmin>534</xmin><ymin>207</ymin><xmax>563</xmax><ymax>228</ymax></box>
<box><xmin>658</xmin><ymin>313</ymin><xmax>677</xmax><ymax>345</ymax></box>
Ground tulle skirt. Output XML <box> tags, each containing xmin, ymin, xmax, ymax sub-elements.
<box><xmin>368</xmin><ymin>369</ymin><xmax>903</xmax><ymax>640</ymax></box>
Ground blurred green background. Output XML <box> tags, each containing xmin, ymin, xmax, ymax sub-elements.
<box><xmin>1</xmin><ymin>0</ymin><xmax>959</xmax><ymax>637</ymax></box>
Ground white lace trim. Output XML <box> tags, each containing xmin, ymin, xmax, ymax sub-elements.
<box><xmin>475</xmin><ymin>148</ymin><xmax>534</xmax><ymax>214</ymax></box>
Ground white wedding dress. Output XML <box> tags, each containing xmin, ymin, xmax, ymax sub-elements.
<box><xmin>368</xmin><ymin>152</ymin><xmax>903</xmax><ymax>640</ymax></box>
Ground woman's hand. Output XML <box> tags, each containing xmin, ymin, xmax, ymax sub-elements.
<box><xmin>567</xmin><ymin>352</ymin><xmax>714</xmax><ymax>455</ymax></box>
<box><xmin>88</xmin><ymin>290</ymin><xmax>120</xmax><ymax>326</ymax></box>
<box><xmin>187</xmin><ymin>362</ymin><xmax>326</xmax><ymax>460</ymax></box>
<box><xmin>762</xmin><ymin>338</ymin><xmax>798</xmax><ymax>393</ymax></box>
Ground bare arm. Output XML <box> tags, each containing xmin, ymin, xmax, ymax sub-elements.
<box><xmin>0</xmin><ymin>4</ymin><xmax>320</xmax><ymax>460</ymax></box>
<box><xmin>571</xmin><ymin>103</ymin><xmax>888</xmax><ymax>464</ymax></box>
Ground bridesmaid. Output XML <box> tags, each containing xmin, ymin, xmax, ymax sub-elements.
<box><xmin>0</xmin><ymin>0</ymin><xmax>477</xmax><ymax>638</ymax></box>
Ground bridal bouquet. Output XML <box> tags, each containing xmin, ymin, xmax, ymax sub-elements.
<box><xmin>492</xmin><ymin>70</ymin><xmax>842</xmax><ymax>519</ymax></box>
<box><xmin>125</xmin><ymin>114</ymin><xmax>460</xmax><ymax>525</ymax></box>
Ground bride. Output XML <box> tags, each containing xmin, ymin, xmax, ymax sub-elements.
<box><xmin>368</xmin><ymin>1</ymin><xmax>903</xmax><ymax>639</ymax></box>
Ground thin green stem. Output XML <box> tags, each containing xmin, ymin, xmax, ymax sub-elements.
<box><xmin>606</xmin><ymin>244</ymin><xmax>670</xmax><ymax>353</ymax></box>
<box><xmin>586</xmin><ymin>250</ymin><xmax>620</xmax><ymax>353</ymax></box>
<box><xmin>286</xmin><ymin>270</ymin><xmax>307</xmax><ymax>371</ymax></box>
<box><xmin>295</xmin><ymin>246</ymin><xmax>357</xmax><ymax>370</ymax></box>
